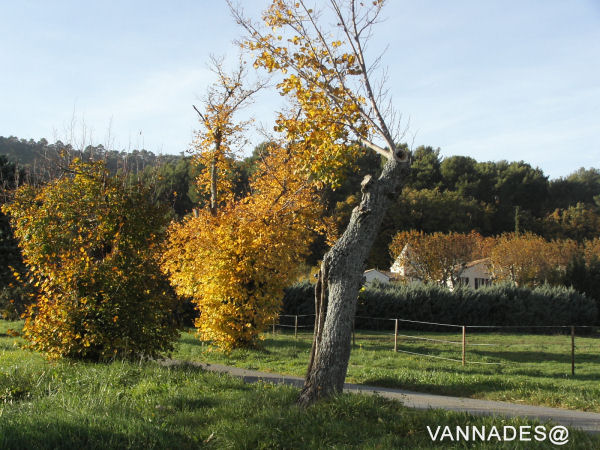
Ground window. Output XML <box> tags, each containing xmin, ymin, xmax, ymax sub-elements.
<box><xmin>474</xmin><ymin>278</ymin><xmax>490</xmax><ymax>289</ymax></box>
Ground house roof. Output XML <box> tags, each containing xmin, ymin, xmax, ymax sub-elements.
<box><xmin>364</xmin><ymin>268</ymin><xmax>390</xmax><ymax>276</ymax></box>
<box><xmin>380</xmin><ymin>270</ymin><xmax>403</xmax><ymax>280</ymax></box>
<box><xmin>463</xmin><ymin>257</ymin><xmax>491</xmax><ymax>269</ymax></box>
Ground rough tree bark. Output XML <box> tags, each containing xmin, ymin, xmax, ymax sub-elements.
<box><xmin>299</xmin><ymin>157</ymin><xmax>409</xmax><ymax>406</ymax></box>
<box><xmin>229</xmin><ymin>0</ymin><xmax>411</xmax><ymax>406</ymax></box>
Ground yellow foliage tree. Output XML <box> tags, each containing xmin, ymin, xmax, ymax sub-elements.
<box><xmin>191</xmin><ymin>56</ymin><xmax>264</xmax><ymax>215</ymax></box>
<box><xmin>162</xmin><ymin>144</ymin><xmax>324</xmax><ymax>350</ymax></box>
<box><xmin>231</xmin><ymin>0</ymin><xmax>411</xmax><ymax>405</ymax></box>
<box><xmin>583</xmin><ymin>238</ymin><xmax>600</xmax><ymax>264</ymax></box>
<box><xmin>162</xmin><ymin>57</ymin><xmax>327</xmax><ymax>350</ymax></box>
<box><xmin>2</xmin><ymin>159</ymin><xmax>178</xmax><ymax>360</ymax></box>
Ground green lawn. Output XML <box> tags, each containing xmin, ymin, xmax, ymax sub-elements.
<box><xmin>1</xmin><ymin>320</ymin><xmax>598</xmax><ymax>449</ymax></box>
<box><xmin>173</xmin><ymin>326</ymin><xmax>600</xmax><ymax>413</ymax></box>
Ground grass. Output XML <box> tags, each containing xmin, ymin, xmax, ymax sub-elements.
<box><xmin>1</xmin><ymin>320</ymin><xmax>599</xmax><ymax>449</ymax></box>
<box><xmin>173</xmin><ymin>326</ymin><xmax>600</xmax><ymax>413</ymax></box>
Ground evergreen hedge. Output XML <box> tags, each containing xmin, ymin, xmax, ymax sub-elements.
<box><xmin>281</xmin><ymin>281</ymin><xmax>598</xmax><ymax>330</ymax></box>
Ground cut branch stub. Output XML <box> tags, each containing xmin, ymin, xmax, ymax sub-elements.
<box><xmin>393</xmin><ymin>146</ymin><xmax>409</xmax><ymax>163</ymax></box>
<box><xmin>360</xmin><ymin>174</ymin><xmax>373</xmax><ymax>192</ymax></box>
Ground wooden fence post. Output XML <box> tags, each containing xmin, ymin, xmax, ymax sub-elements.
<box><xmin>394</xmin><ymin>319</ymin><xmax>398</xmax><ymax>352</ymax></box>
<box><xmin>571</xmin><ymin>326</ymin><xmax>575</xmax><ymax>376</ymax></box>
<box><xmin>272</xmin><ymin>319</ymin><xmax>276</xmax><ymax>335</ymax></box>
<box><xmin>294</xmin><ymin>315</ymin><xmax>298</xmax><ymax>339</ymax></box>
<box><xmin>462</xmin><ymin>326</ymin><xmax>466</xmax><ymax>366</ymax></box>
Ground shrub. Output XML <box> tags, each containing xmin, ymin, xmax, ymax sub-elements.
<box><xmin>282</xmin><ymin>281</ymin><xmax>597</xmax><ymax>329</ymax></box>
<box><xmin>2</xmin><ymin>159</ymin><xmax>179</xmax><ymax>360</ymax></box>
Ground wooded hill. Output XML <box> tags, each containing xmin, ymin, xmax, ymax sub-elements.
<box><xmin>1</xmin><ymin>136</ymin><xmax>599</xmax><ymax>271</ymax></box>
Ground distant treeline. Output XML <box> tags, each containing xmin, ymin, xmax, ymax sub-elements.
<box><xmin>350</xmin><ymin>146</ymin><xmax>600</xmax><ymax>267</ymax></box>
<box><xmin>1</xmin><ymin>136</ymin><xmax>599</xmax><ymax>269</ymax></box>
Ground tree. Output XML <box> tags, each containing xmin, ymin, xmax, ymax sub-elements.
<box><xmin>2</xmin><ymin>159</ymin><xmax>178</xmax><ymax>360</ymax></box>
<box><xmin>233</xmin><ymin>0</ymin><xmax>410</xmax><ymax>405</ymax></box>
<box><xmin>191</xmin><ymin>56</ymin><xmax>263</xmax><ymax>216</ymax></box>
<box><xmin>489</xmin><ymin>232</ymin><xmax>577</xmax><ymax>286</ymax></box>
<box><xmin>584</xmin><ymin>238</ymin><xmax>600</xmax><ymax>264</ymax></box>
<box><xmin>128</xmin><ymin>156</ymin><xmax>199</xmax><ymax>218</ymax></box>
<box><xmin>162</xmin><ymin>61</ymin><xmax>325</xmax><ymax>350</ymax></box>
<box><xmin>440</xmin><ymin>155</ymin><xmax>479</xmax><ymax>195</ymax></box>
<box><xmin>562</xmin><ymin>253</ymin><xmax>600</xmax><ymax>322</ymax></box>
<box><xmin>542</xmin><ymin>203</ymin><xmax>600</xmax><ymax>241</ymax></box>
<box><xmin>547</xmin><ymin>168</ymin><xmax>600</xmax><ymax>210</ymax></box>
<box><xmin>407</xmin><ymin>146</ymin><xmax>442</xmax><ymax>190</ymax></box>
<box><xmin>162</xmin><ymin>143</ymin><xmax>324</xmax><ymax>350</ymax></box>
<box><xmin>389</xmin><ymin>230</ymin><xmax>490</xmax><ymax>286</ymax></box>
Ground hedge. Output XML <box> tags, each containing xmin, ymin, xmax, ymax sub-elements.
<box><xmin>281</xmin><ymin>281</ymin><xmax>598</xmax><ymax>330</ymax></box>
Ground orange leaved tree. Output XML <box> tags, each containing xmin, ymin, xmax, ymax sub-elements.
<box><xmin>2</xmin><ymin>159</ymin><xmax>178</xmax><ymax>360</ymax></box>
<box><xmin>490</xmin><ymin>232</ymin><xmax>578</xmax><ymax>286</ymax></box>
<box><xmin>162</xmin><ymin>59</ymin><xmax>323</xmax><ymax>350</ymax></box>
<box><xmin>389</xmin><ymin>230</ymin><xmax>491</xmax><ymax>286</ymax></box>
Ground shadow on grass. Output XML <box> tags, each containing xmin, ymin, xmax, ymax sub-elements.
<box><xmin>261</xmin><ymin>337</ymin><xmax>313</xmax><ymax>352</ymax></box>
<box><xmin>388</xmin><ymin>343</ymin><xmax>599</xmax><ymax>367</ymax></box>
<box><xmin>357</xmin><ymin>348</ymin><xmax>599</xmax><ymax>382</ymax></box>
<box><xmin>497</xmin><ymin>367</ymin><xmax>600</xmax><ymax>381</ymax></box>
<box><xmin>359</xmin><ymin>376</ymin><xmax>512</xmax><ymax>398</ymax></box>
<box><xmin>0</xmin><ymin>422</ymin><xmax>201</xmax><ymax>450</ymax></box>
<box><xmin>469</xmin><ymin>349</ymin><xmax>600</xmax><ymax>365</ymax></box>
<box><xmin>177</xmin><ymin>334</ymin><xmax>203</xmax><ymax>347</ymax></box>
<box><xmin>166</xmin><ymin>395</ymin><xmax>218</xmax><ymax>411</ymax></box>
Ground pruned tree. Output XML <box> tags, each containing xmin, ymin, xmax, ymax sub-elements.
<box><xmin>231</xmin><ymin>0</ymin><xmax>410</xmax><ymax>405</ymax></box>
<box><xmin>389</xmin><ymin>230</ymin><xmax>490</xmax><ymax>286</ymax></box>
<box><xmin>489</xmin><ymin>232</ymin><xmax>578</xmax><ymax>286</ymax></box>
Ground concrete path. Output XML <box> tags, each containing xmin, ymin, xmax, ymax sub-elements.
<box><xmin>160</xmin><ymin>359</ymin><xmax>600</xmax><ymax>433</ymax></box>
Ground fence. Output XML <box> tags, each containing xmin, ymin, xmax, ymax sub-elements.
<box><xmin>272</xmin><ymin>314</ymin><xmax>599</xmax><ymax>376</ymax></box>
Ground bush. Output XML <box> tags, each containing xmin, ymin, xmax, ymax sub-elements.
<box><xmin>2</xmin><ymin>159</ymin><xmax>179</xmax><ymax>360</ymax></box>
<box><xmin>282</xmin><ymin>281</ymin><xmax>597</xmax><ymax>329</ymax></box>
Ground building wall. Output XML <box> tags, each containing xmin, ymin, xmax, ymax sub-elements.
<box><xmin>458</xmin><ymin>263</ymin><xmax>492</xmax><ymax>289</ymax></box>
<box><xmin>364</xmin><ymin>270</ymin><xmax>390</xmax><ymax>285</ymax></box>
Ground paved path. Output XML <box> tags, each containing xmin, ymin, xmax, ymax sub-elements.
<box><xmin>161</xmin><ymin>359</ymin><xmax>600</xmax><ymax>433</ymax></box>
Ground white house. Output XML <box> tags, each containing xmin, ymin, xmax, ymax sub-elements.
<box><xmin>389</xmin><ymin>244</ymin><xmax>420</xmax><ymax>282</ymax></box>
<box><xmin>390</xmin><ymin>243</ymin><xmax>493</xmax><ymax>289</ymax></box>
<box><xmin>363</xmin><ymin>269</ymin><xmax>391</xmax><ymax>285</ymax></box>
<box><xmin>455</xmin><ymin>258</ymin><xmax>492</xmax><ymax>289</ymax></box>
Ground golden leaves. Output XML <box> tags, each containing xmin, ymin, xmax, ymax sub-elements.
<box><xmin>242</xmin><ymin>1</ymin><xmax>370</xmax><ymax>188</ymax></box>
<box><xmin>162</xmin><ymin>144</ymin><xmax>326</xmax><ymax>351</ymax></box>
<box><xmin>3</xmin><ymin>159</ymin><xmax>178</xmax><ymax>360</ymax></box>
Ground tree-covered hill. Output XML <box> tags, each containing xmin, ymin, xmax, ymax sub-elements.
<box><xmin>1</xmin><ymin>135</ymin><xmax>599</xmax><ymax>269</ymax></box>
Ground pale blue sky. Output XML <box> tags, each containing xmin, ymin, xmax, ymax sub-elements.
<box><xmin>1</xmin><ymin>0</ymin><xmax>599</xmax><ymax>178</ymax></box>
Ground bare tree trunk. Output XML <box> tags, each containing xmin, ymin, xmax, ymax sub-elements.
<box><xmin>210</xmin><ymin>156</ymin><xmax>218</xmax><ymax>216</ymax></box>
<box><xmin>209</xmin><ymin>135</ymin><xmax>221</xmax><ymax>216</ymax></box>
<box><xmin>298</xmin><ymin>157</ymin><xmax>409</xmax><ymax>406</ymax></box>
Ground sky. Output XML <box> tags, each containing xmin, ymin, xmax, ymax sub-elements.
<box><xmin>1</xmin><ymin>0</ymin><xmax>599</xmax><ymax>179</ymax></box>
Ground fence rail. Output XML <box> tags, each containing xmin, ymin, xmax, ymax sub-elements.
<box><xmin>272</xmin><ymin>313</ymin><xmax>598</xmax><ymax>375</ymax></box>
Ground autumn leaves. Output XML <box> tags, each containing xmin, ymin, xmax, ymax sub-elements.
<box><xmin>3</xmin><ymin>159</ymin><xmax>178</xmax><ymax>359</ymax></box>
